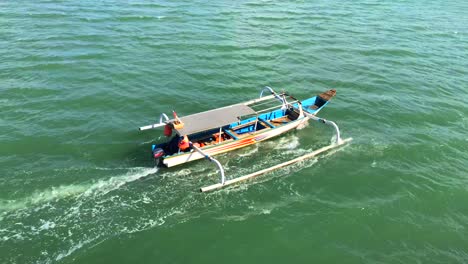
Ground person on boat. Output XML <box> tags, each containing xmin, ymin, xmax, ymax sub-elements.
<box><xmin>160</xmin><ymin>135</ymin><xmax>179</xmax><ymax>155</ymax></box>
<box><xmin>178</xmin><ymin>135</ymin><xmax>191</xmax><ymax>151</ymax></box>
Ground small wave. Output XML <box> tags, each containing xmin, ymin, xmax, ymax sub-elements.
<box><xmin>54</xmin><ymin>237</ymin><xmax>96</xmax><ymax>263</ymax></box>
<box><xmin>274</xmin><ymin>136</ymin><xmax>300</xmax><ymax>150</ymax></box>
<box><xmin>237</xmin><ymin>145</ymin><xmax>259</xmax><ymax>157</ymax></box>
<box><xmin>116</xmin><ymin>15</ymin><xmax>161</xmax><ymax>22</ymax></box>
<box><xmin>216</xmin><ymin>195</ymin><xmax>309</xmax><ymax>222</ymax></box>
<box><xmin>262</xmin><ymin>134</ymin><xmax>300</xmax><ymax>150</ymax></box>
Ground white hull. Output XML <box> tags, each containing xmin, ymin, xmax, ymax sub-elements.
<box><xmin>163</xmin><ymin>117</ymin><xmax>309</xmax><ymax>167</ymax></box>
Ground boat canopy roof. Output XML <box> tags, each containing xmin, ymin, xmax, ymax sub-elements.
<box><xmin>175</xmin><ymin>104</ymin><xmax>256</xmax><ymax>135</ymax></box>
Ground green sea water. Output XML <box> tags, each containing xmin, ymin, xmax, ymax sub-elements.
<box><xmin>1</xmin><ymin>0</ymin><xmax>467</xmax><ymax>263</ymax></box>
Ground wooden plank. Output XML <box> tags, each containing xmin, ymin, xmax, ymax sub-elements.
<box><xmin>200</xmin><ymin>137</ymin><xmax>352</xmax><ymax>192</ymax></box>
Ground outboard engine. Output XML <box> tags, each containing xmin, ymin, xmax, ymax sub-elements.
<box><xmin>152</xmin><ymin>148</ymin><xmax>165</xmax><ymax>159</ymax></box>
<box><xmin>152</xmin><ymin>147</ymin><xmax>165</xmax><ymax>167</ymax></box>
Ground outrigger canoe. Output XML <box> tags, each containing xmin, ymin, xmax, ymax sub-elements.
<box><xmin>139</xmin><ymin>86</ymin><xmax>351</xmax><ymax>192</ymax></box>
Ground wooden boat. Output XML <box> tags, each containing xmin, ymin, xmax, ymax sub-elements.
<box><xmin>139</xmin><ymin>87</ymin><xmax>351</xmax><ymax>192</ymax></box>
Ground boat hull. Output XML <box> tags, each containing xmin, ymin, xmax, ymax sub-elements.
<box><xmin>162</xmin><ymin>117</ymin><xmax>309</xmax><ymax>167</ymax></box>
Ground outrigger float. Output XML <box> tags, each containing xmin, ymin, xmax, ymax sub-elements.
<box><xmin>139</xmin><ymin>87</ymin><xmax>352</xmax><ymax>192</ymax></box>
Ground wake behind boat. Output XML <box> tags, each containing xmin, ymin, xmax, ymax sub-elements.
<box><xmin>139</xmin><ymin>86</ymin><xmax>351</xmax><ymax>192</ymax></box>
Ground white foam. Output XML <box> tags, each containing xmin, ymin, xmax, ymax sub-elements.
<box><xmin>237</xmin><ymin>145</ymin><xmax>259</xmax><ymax>157</ymax></box>
<box><xmin>171</xmin><ymin>169</ymin><xmax>191</xmax><ymax>177</ymax></box>
<box><xmin>54</xmin><ymin>237</ymin><xmax>95</xmax><ymax>262</ymax></box>
<box><xmin>272</xmin><ymin>135</ymin><xmax>300</xmax><ymax>150</ymax></box>
<box><xmin>0</xmin><ymin>185</ymin><xmax>90</xmax><ymax>212</ymax></box>
<box><xmin>82</xmin><ymin>167</ymin><xmax>157</xmax><ymax>197</ymax></box>
<box><xmin>0</xmin><ymin>167</ymin><xmax>158</xmax><ymax>213</ymax></box>
<box><xmin>38</xmin><ymin>220</ymin><xmax>56</xmax><ymax>231</ymax></box>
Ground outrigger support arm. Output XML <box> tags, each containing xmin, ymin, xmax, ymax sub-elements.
<box><xmin>190</xmin><ymin>142</ymin><xmax>226</xmax><ymax>185</ymax></box>
<box><xmin>259</xmin><ymin>86</ymin><xmax>276</xmax><ymax>98</ymax></box>
<box><xmin>139</xmin><ymin>113</ymin><xmax>170</xmax><ymax>131</ymax></box>
<box><xmin>304</xmin><ymin>112</ymin><xmax>343</xmax><ymax>144</ymax></box>
<box><xmin>200</xmin><ymin>137</ymin><xmax>352</xmax><ymax>192</ymax></box>
<box><xmin>260</xmin><ymin>86</ymin><xmax>288</xmax><ymax>109</ymax></box>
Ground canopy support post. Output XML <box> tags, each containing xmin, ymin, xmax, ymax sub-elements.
<box><xmin>218</xmin><ymin>127</ymin><xmax>222</xmax><ymax>144</ymax></box>
<box><xmin>191</xmin><ymin>143</ymin><xmax>225</xmax><ymax>185</ymax></box>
